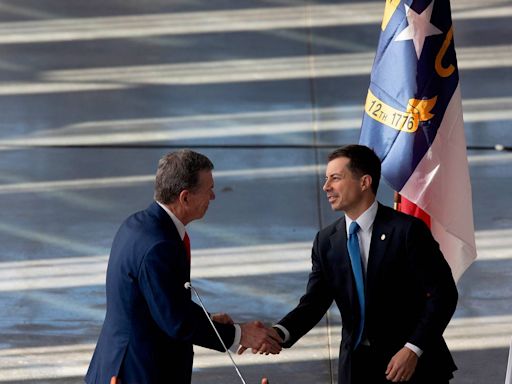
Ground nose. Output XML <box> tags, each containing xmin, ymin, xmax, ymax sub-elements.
<box><xmin>323</xmin><ymin>179</ymin><xmax>330</xmax><ymax>192</ymax></box>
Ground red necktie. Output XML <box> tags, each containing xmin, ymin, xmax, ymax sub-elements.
<box><xmin>183</xmin><ymin>232</ymin><xmax>191</xmax><ymax>263</ymax></box>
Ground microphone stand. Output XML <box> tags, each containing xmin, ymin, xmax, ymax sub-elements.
<box><xmin>185</xmin><ymin>282</ymin><xmax>247</xmax><ymax>384</ymax></box>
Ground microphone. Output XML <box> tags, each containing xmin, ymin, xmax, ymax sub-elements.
<box><xmin>184</xmin><ymin>281</ymin><xmax>247</xmax><ymax>384</ymax></box>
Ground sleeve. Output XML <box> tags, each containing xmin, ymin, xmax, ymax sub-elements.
<box><xmin>138</xmin><ymin>241</ymin><xmax>235</xmax><ymax>352</ymax></box>
<box><xmin>278</xmin><ymin>233</ymin><xmax>334</xmax><ymax>347</ymax></box>
<box><xmin>406</xmin><ymin>219</ymin><xmax>458</xmax><ymax>350</ymax></box>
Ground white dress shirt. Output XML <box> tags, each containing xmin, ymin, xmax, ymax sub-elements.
<box><xmin>156</xmin><ymin>201</ymin><xmax>241</xmax><ymax>352</ymax></box>
<box><xmin>157</xmin><ymin>201</ymin><xmax>186</xmax><ymax>240</ymax></box>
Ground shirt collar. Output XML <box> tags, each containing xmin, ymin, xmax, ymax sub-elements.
<box><xmin>345</xmin><ymin>199</ymin><xmax>378</xmax><ymax>233</ymax></box>
<box><xmin>156</xmin><ymin>201</ymin><xmax>186</xmax><ymax>240</ymax></box>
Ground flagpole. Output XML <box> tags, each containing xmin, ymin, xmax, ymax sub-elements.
<box><xmin>393</xmin><ymin>191</ymin><xmax>401</xmax><ymax>211</ymax></box>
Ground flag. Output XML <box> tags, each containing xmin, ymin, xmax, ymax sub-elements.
<box><xmin>359</xmin><ymin>0</ymin><xmax>476</xmax><ymax>280</ymax></box>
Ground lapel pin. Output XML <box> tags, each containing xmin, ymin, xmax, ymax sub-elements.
<box><xmin>380</xmin><ymin>234</ymin><xmax>386</xmax><ymax>240</ymax></box>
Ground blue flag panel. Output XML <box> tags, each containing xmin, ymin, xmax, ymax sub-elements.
<box><xmin>359</xmin><ymin>0</ymin><xmax>460</xmax><ymax>190</ymax></box>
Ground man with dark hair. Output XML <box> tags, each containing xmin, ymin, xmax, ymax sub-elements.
<box><xmin>86</xmin><ymin>149</ymin><xmax>282</xmax><ymax>384</ymax></box>
<box><xmin>271</xmin><ymin>144</ymin><xmax>458</xmax><ymax>383</ymax></box>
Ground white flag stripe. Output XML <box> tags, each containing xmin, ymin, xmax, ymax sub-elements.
<box><xmin>400</xmin><ymin>85</ymin><xmax>477</xmax><ymax>280</ymax></box>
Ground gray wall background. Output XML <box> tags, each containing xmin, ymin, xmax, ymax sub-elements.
<box><xmin>0</xmin><ymin>0</ymin><xmax>511</xmax><ymax>383</ymax></box>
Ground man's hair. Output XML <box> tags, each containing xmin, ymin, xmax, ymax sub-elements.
<box><xmin>327</xmin><ymin>145</ymin><xmax>381</xmax><ymax>194</ymax></box>
<box><xmin>154</xmin><ymin>149</ymin><xmax>214</xmax><ymax>204</ymax></box>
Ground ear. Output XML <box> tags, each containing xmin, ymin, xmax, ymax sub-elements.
<box><xmin>361</xmin><ymin>174</ymin><xmax>372</xmax><ymax>192</ymax></box>
<box><xmin>178</xmin><ymin>189</ymin><xmax>190</xmax><ymax>205</ymax></box>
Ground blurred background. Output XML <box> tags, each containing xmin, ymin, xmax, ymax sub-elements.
<box><xmin>0</xmin><ymin>0</ymin><xmax>510</xmax><ymax>383</ymax></box>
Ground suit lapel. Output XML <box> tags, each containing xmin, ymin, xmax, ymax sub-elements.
<box><xmin>366</xmin><ymin>204</ymin><xmax>394</xmax><ymax>292</ymax></box>
<box><xmin>328</xmin><ymin>217</ymin><xmax>357</xmax><ymax>310</ymax></box>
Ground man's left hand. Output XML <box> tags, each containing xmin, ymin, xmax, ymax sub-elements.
<box><xmin>385</xmin><ymin>347</ymin><xmax>418</xmax><ymax>382</ymax></box>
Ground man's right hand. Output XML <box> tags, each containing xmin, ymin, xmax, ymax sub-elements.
<box><xmin>239</xmin><ymin>321</ymin><xmax>282</xmax><ymax>355</ymax></box>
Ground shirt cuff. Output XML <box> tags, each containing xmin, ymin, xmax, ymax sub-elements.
<box><xmin>405</xmin><ymin>342</ymin><xmax>423</xmax><ymax>357</ymax></box>
<box><xmin>273</xmin><ymin>324</ymin><xmax>290</xmax><ymax>343</ymax></box>
<box><xmin>229</xmin><ymin>324</ymin><xmax>242</xmax><ymax>352</ymax></box>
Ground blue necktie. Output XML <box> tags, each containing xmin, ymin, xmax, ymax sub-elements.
<box><xmin>348</xmin><ymin>221</ymin><xmax>365</xmax><ymax>348</ymax></box>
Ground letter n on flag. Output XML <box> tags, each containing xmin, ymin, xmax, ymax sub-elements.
<box><xmin>359</xmin><ymin>0</ymin><xmax>477</xmax><ymax>280</ymax></box>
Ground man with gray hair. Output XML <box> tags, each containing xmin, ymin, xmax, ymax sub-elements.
<box><xmin>86</xmin><ymin>149</ymin><xmax>282</xmax><ymax>384</ymax></box>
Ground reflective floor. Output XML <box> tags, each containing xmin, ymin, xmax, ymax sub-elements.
<box><xmin>0</xmin><ymin>0</ymin><xmax>511</xmax><ymax>383</ymax></box>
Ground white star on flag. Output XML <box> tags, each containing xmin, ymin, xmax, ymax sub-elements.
<box><xmin>395</xmin><ymin>1</ymin><xmax>443</xmax><ymax>59</ymax></box>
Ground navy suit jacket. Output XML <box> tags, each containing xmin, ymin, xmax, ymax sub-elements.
<box><xmin>86</xmin><ymin>202</ymin><xmax>235</xmax><ymax>384</ymax></box>
<box><xmin>278</xmin><ymin>204</ymin><xmax>458</xmax><ymax>383</ymax></box>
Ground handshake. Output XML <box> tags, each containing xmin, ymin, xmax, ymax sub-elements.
<box><xmin>212</xmin><ymin>314</ymin><xmax>283</xmax><ymax>355</ymax></box>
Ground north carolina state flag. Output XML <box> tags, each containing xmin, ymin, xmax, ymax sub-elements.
<box><xmin>359</xmin><ymin>0</ymin><xmax>476</xmax><ymax>280</ymax></box>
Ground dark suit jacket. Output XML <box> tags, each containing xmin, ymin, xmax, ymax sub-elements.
<box><xmin>278</xmin><ymin>203</ymin><xmax>458</xmax><ymax>384</ymax></box>
<box><xmin>86</xmin><ymin>202</ymin><xmax>235</xmax><ymax>384</ymax></box>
